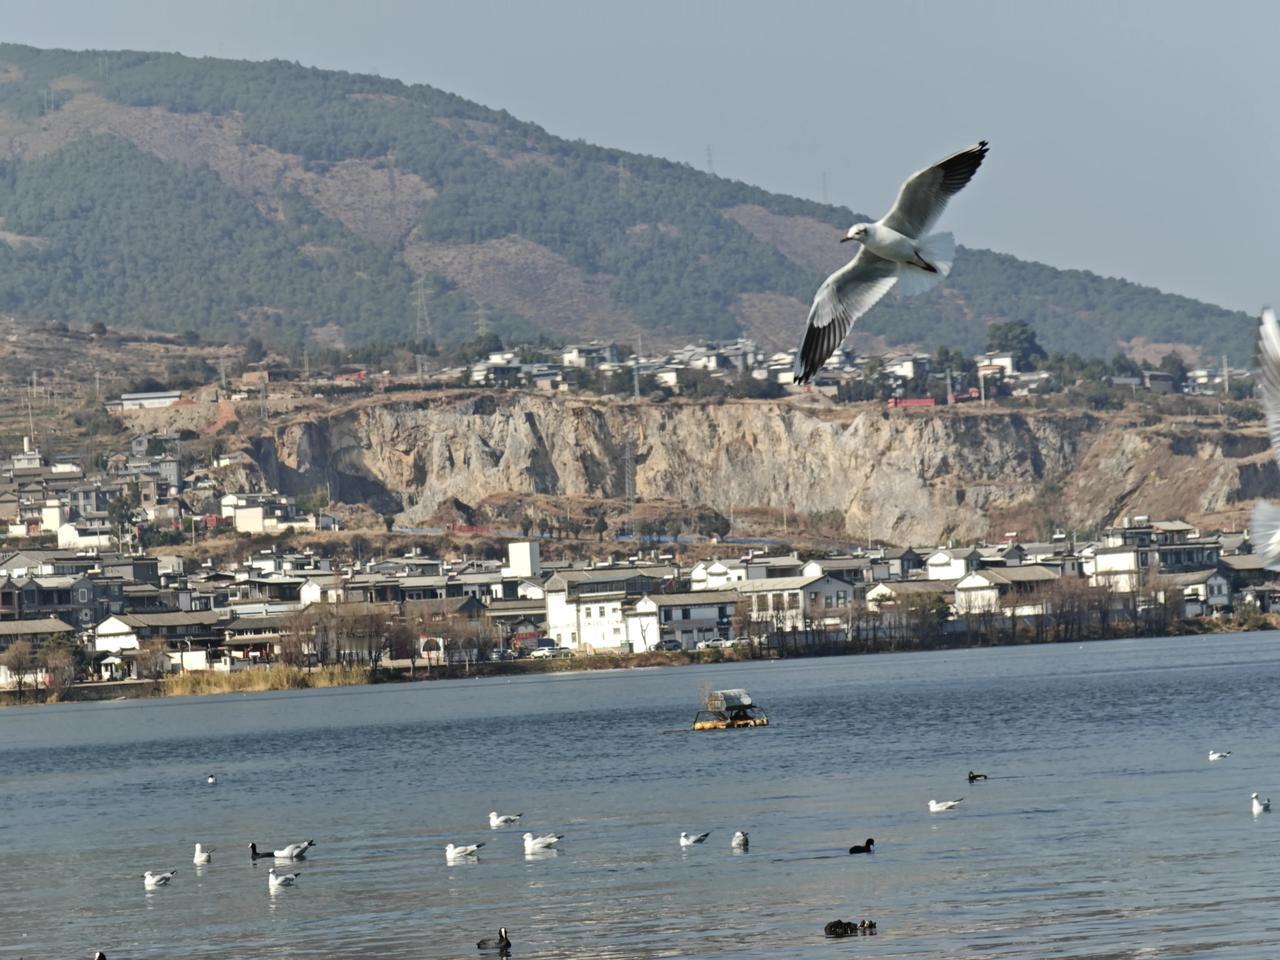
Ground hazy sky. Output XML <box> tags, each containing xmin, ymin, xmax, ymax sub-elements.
<box><xmin>3</xmin><ymin>0</ymin><xmax>1277</xmax><ymax>312</ymax></box>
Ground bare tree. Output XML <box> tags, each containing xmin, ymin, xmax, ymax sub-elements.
<box><xmin>279</xmin><ymin>609</ymin><xmax>313</xmax><ymax>667</ymax></box>
<box><xmin>42</xmin><ymin>647</ymin><xmax>78</xmax><ymax>702</ymax></box>
<box><xmin>139</xmin><ymin>640</ymin><xmax>171</xmax><ymax>680</ymax></box>
<box><xmin>0</xmin><ymin>640</ymin><xmax>36</xmax><ymax>702</ymax></box>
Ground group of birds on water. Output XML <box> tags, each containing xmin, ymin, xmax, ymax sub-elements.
<box><xmin>1206</xmin><ymin>750</ymin><xmax>1272</xmax><ymax>813</ymax></box>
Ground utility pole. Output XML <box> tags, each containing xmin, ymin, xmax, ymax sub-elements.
<box><xmin>476</xmin><ymin>304</ymin><xmax>490</xmax><ymax>340</ymax></box>
<box><xmin>414</xmin><ymin>275</ymin><xmax>431</xmax><ymax>345</ymax></box>
<box><xmin>218</xmin><ymin>356</ymin><xmax>227</xmax><ymax>389</ymax></box>
<box><xmin>1222</xmin><ymin>353</ymin><xmax>1229</xmax><ymax>395</ymax></box>
<box><xmin>946</xmin><ymin>368</ymin><xmax>954</xmax><ymax>405</ymax></box>
<box><xmin>303</xmin><ymin>349</ymin><xmax>310</xmax><ymax>381</ymax></box>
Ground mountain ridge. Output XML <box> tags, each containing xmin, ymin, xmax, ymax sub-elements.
<box><xmin>0</xmin><ymin>43</ymin><xmax>1254</xmax><ymax>362</ymax></box>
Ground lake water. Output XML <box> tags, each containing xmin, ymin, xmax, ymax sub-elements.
<box><xmin>3</xmin><ymin>633</ymin><xmax>1280</xmax><ymax>960</ymax></box>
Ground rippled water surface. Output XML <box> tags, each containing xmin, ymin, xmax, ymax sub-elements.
<box><xmin>4</xmin><ymin>633</ymin><xmax>1280</xmax><ymax>959</ymax></box>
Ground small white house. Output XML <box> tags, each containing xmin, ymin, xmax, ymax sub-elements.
<box><xmin>57</xmin><ymin>521</ymin><xmax>114</xmax><ymax>550</ymax></box>
<box><xmin>923</xmin><ymin>548</ymin><xmax>982</xmax><ymax>581</ymax></box>
<box><xmin>627</xmin><ymin>590</ymin><xmax>739</xmax><ymax>651</ymax></box>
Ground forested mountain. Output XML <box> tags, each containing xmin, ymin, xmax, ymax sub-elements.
<box><xmin>0</xmin><ymin>44</ymin><xmax>1254</xmax><ymax>360</ymax></box>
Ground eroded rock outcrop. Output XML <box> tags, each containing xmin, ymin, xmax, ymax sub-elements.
<box><xmin>246</xmin><ymin>393</ymin><xmax>1278</xmax><ymax>543</ymax></box>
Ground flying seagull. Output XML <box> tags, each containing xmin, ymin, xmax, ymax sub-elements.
<box><xmin>794</xmin><ymin>141</ymin><xmax>989</xmax><ymax>384</ymax></box>
<box><xmin>1251</xmin><ymin>308</ymin><xmax>1280</xmax><ymax>564</ymax></box>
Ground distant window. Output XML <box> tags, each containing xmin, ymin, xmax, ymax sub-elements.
<box><xmin>598</xmin><ymin>606</ymin><xmax>605</xmax><ymax>618</ymax></box>
<box><xmin>662</xmin><ymin>609</ymin><xmax>672</xmax><ymax>622</ymax></box>
<box><xmin>78</xmin><ymin>588</ymin><xmax>89</xmax><ymax>603</ymax></box>
<box><xmin>824</xmin><ymin>595</ymin><xmax>833</xmax><ymax>608</ymax></box>
<box><xmin>681</xmin><ymin>607</ymin><xmax>690</xmax><ymax>620</ymax></box>
<box><xmin>718</xmin><ymin>606</ymin><xmax>728</xmax><ymax>619</ymax></box>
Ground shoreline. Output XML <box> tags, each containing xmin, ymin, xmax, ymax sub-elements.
<box><xmin>2</xmin><ymin>618</ymin><xmax>1271</xmax><ymax>708</ymax></box>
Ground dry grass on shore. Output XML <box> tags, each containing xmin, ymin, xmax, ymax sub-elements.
<box><xmin>165</xmin><ymin>665</ymin><xmax>370</xmax><ymax>696</ymax></box>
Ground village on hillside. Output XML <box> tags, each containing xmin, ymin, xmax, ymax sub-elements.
<box><xmin>0</xmin><ymin>425</ymin><xmax>1273</xmax><ymax>692</ymax></box>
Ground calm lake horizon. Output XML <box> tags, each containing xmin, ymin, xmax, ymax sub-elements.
<box><xmin>3</xmin><ymin>632</ymin><xmax>1279</xmax><ymax>959</ymax></box>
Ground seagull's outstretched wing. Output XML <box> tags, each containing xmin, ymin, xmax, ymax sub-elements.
<box><xmin>794</xmin><ymin>249</ymin><xmax>898</xmax><ymax>384</ymax></box>
<box><xmin>880</xmin><ymin>141</ymin><xmax>989</xmax><ymax>239</ymax></box>
<box><xmin>1250</xmin><ymin>308</ymin><xmax>1280</xmax><ymax>567</ymax></box>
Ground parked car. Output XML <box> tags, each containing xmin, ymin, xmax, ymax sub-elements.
<box><xmin>487</xmin><ymin>649</ymin><xmax>516</xmax><ymax>661</ymax></box>
<box><xmin>696</xmin><ymin>638</ymin><xmax>733</xmax><ymax>650</ymax></box>
<box><xmin>530</xmin><ymin>646</ymin><xmax>573</xmax><ymax>659</ymax></box>
<box><xmin>653</xmin><ymin>638</ymin><xmax>683</xmax><ymax>652</ymax></box>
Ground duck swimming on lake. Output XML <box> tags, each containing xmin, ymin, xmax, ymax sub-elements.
<box><xmin>848</xmin><ymin>838</ymin><xmax>874</xmax><ymax>854</ymax></box>
<box><xmin>968</xmin><ymin>770</ymin><xmax>988</xmax><ymax>782</ymax></box>
<box><xmin>824</xmin><ymin>920</ymin><xmax>857</xmax><ymax>938</ymax></box>
<box><xmin>476</xmin><ymin>927</ymin><xmax>511</xmax><ymax>952</ymax></box>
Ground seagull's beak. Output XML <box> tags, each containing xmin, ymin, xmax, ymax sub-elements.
<box><xmin>840</xmin><ymin>236</ymin><xmax>854</xmax><ymax>243</ymax></box>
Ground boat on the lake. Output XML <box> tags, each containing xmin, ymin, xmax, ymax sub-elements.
<box><xmin>691</xmin><ymin>688</ymin><xmax>769</xmax><ymax>730</ymax></box>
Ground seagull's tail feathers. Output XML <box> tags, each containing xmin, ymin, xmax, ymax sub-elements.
<box><xmin>897</xmin><ymin>232</ymin><xmax>954</xmax><ymax>297</ymax></box>
<box><xmin>1251</xmin><ymin>499</ymin><xmax>1280</xmax><ymax>569</ymax></box>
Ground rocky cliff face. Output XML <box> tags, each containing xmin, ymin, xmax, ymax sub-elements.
<box><xmin>251</xmin><ymin>393</ymin><xmax>1275</xmax><ymax>544</ymax></box>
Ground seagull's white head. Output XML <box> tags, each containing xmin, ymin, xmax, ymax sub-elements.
<box><xmin>842</xmin><ymin>223</ymin><xmax>870</xmax><ymax>244</ymax></box>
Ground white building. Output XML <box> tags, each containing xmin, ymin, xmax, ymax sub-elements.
<box><xmin>689</xmin><ymin>559</ymin><xmax>745</xmax><ymax>591</ymax></box>
<box><xmin>119</xmin><ymin>390</ymin><xmax>183</xmax><ymax>410</ymax></box>
<box><xmin>733</xmin><ymin>574</ymin><xmax>856</xmax><ymax>632</ymax></box>
<box><xmin>626</xmin><ymin>590</ymin><xmax>740</xmax><ymax>651</ymax></box>
<box><xmin>543</xmin><ymin>566</ymin><xmax>678</xmax><ymax>652</ymax></box>
<box><xmin>923</xmin><ymin>548</ymin><xmax>982</xmax><ymax>581</ymax></box>
<box><xmin>57</xmin><ymin>521</ymin><xmax>114</xmax><ymax>550</ymax></box>
<box><xmin>953</xmin><ymin>565</ymin><xmax>1060</xmax><ymax>617</ymax></box>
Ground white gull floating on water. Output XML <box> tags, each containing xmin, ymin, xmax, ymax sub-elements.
<box><xmin>142</xmin><ymin>870</ymin><xmax>177</xmax><ymax>889</ymax></box>
<box><xmin>522</xmin><ymin>832</ymin><xmax>563</xmax><ymax>852</ymax></box>
<box><xmin>793</xmin><ymin>141</ymin><xmax>989</xmax><ymax>384</ymax></box>
<box><xmin>1252</xmin><ymin>793</ymin><xmax>1271</xmax><ymax>815</ymax></box>
<box><xmin>268</xmin><ymin>867</ymin><xmax>300</xmax><ymax>889</ymax></box>
<box><xmin>928</xmin><ymin>798</ymin><xmax>964</xmax><ymax>813</ymax></box>
<box><xmin>446</xmin><ymin>842</ymin><xmax>484</xmax><ymax>860</ymax></box>
<box><xmin>680</xmin><ymin>831</ymin><xmax>710</xmax><ymax>846</ymax></box>
<box><xmin>192</xmin><ymin>843</ymin><xmax>212</xmax><ymax>864</ymax></box>
<box><xmin>1209</xmin><ymin>750</ymin><xmax>1231</xmax><ymax>762</ymax></box>
<box><xmin>489</xmin><ymin>811</ymin><xmax>523</xmax><ymax>828</ymax></box>
<box><xmin>731</xmin><ymin>831</ymin><xmax>749</xmax><ymax>850</ymax></box>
